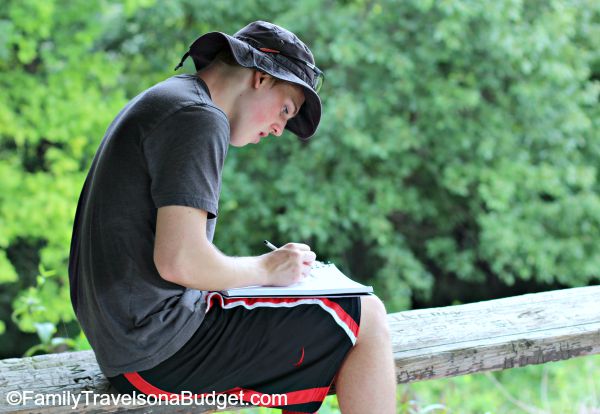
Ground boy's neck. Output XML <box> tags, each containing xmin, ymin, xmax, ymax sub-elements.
<box><xmin>197</xmin><ymin>65</ymin><xmax>251</xmax><ymax>121</ymax></box>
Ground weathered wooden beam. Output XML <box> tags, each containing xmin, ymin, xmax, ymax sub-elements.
<box><xmin>391</xmin><ymin>285</ymin><xmax>600</xmax><ymax>382</ymax></box>
<box><xmin>0</xmin><ymin>285</ymin><xmax>598</xmax><ymax>412</ymax></box>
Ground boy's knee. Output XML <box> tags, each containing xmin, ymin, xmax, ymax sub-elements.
<box><xmin>358</xmin><ymin>295</ymin><xmax>391</xmax><ymax>343</ymax></box>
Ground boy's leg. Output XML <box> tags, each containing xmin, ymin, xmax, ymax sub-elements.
<box><xmin>335</xmin><ymin>295</ymin><xmax>396</xmax><ymax>413</ymax></box>
<box><xmin>107</xmin><ymin>294</ymin><xmax>362</xmax><ymax>413</ymax></box>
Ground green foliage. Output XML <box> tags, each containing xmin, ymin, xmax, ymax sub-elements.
<box><xmin>218</xmin><ymin>0</ymin><xmax>600</xmax><ymax>311</ymax></box>
<box><xmin>11</xmin><ymin>266</ymin><xmax>69</xmax><ymax>332</ymax></box>
<box><xmin>0</xmin><ymin>0</ymin><xmax>598</xmax><ymax>357</ymax></box>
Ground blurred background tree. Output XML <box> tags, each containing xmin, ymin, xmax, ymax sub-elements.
<box><xmin>0</xmin><ymin>0</ymin><xmax>598</xmax><ymax>358</ymax></box>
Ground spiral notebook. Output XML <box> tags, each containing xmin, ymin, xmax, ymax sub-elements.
<box><xmin>219</xmin><ymin>262</ymin><xmax>373</xmax><ymax>298</ymax></box>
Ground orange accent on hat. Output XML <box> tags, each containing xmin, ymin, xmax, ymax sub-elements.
<box><xmin>259</xmin><ymin>47</ymin><xmax>280</xmax><ymax>53</ymax></box>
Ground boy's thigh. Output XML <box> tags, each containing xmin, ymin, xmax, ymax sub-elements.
<box><xmin>357</xmin><ymin>294</ymin><xmax>389</xmax><ymax>342</ymax></box>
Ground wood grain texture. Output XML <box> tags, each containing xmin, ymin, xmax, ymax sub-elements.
<box><xmin>0</xmin><ymin>285</ymin><xmax>598</xmax><ymax>412</ymax></box>
<box><xmin>391</xmin><ymin>285</ymin><xmax>600</xmax><ymax>382</ymax></box>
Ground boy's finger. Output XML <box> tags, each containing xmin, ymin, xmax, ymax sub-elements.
<box><xmin>284</xmin><ymin>242</ymin><xmax>311</xmax><ymax>251</ymax></box>
<box><xmin>302</xmin><ymin>251</ymin><xmax>316</xmax><ymax>263</ymax></box>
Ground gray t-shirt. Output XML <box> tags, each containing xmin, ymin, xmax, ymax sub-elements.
<box><xmin>68</xmin><ymin>74</ymin><xmax>230</xmax><ymax>377</ymax></box>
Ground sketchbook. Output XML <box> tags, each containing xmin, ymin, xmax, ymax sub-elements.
<box><xmin>219</xmin><ymin>262</ymin><xmax>373</xmax><ymax>298</ymax></box>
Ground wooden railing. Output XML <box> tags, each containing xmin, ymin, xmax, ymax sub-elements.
<box><xmin>0</xmin><ymin>285</ymin><xmax>598</xmax><ymax>413</ymax></box>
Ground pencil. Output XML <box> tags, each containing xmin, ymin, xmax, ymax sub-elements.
<box><xmin>263</xmin><ymin>240</ymin><xmax>278</xmax><ymax>251</ymax></box>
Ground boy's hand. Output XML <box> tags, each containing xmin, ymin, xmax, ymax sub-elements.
<box><xmin>261</xmin><ymin>243</ymin><xmax>316</xmax><ymax>286</ymax></box>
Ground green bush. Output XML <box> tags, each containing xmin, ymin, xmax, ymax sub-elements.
<box><xmin>0</xmin><ymin>0</ymin><xmax>598</xmax><ymax>355</ymax></box>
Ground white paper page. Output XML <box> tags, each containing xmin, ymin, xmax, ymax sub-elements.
<box><xmin>222</xmin><ymin>262</ymin><xmax>372</xmax><ymax>296</ymax></box>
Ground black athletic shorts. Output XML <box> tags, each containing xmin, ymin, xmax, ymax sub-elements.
<box><xmin>107</xmin><ymin>293</ymin><xmax>362</xmax><ymax>413</ymax></box>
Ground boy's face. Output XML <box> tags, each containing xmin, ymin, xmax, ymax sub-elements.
<box><xmin>230</xmin><ymin>72</ymin><xmax>305</xmax><ymax>147</ymax></box>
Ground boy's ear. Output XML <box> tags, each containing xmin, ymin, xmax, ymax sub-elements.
<box><xmin>252</xmin><ymin>70</ymin><xmax>274</xmax><ymax>89</ymax></box>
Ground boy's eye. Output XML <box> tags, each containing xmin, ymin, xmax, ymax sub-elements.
<box><xmin>283</xmin><ymin>105</ymin><xmax>289</xmax><ymax>115</ymax></box>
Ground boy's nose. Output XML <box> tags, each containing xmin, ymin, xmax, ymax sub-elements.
<box><xmin>270</xmin><ymin>124</ymin><xmax>284</xmax><ymax>137</ymax></box>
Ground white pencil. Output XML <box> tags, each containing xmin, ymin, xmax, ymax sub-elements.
<box><xmin>263</xmin><ymin>240</ymin><xmax>279</xmax><ymax>251</ymax></box>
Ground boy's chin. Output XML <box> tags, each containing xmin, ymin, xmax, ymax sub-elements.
<box><xmin>229</xmin><ymin>136</ymin><xmax>247</xmax><ymax>147</ymax></box>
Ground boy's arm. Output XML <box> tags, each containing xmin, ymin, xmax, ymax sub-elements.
<box><xmin>153</xmin><ymin>205</ymin><xmax>315</xmax><ymax>291</ymax></box>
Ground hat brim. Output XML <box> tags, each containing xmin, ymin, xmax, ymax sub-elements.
<box><xmin>187</xmin><ymin>32</ymin><xmax>321</xmax><ymax>140</ymax></box>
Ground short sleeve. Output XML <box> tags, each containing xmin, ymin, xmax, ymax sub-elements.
<box><xmin>141</xmin><ymin>105</ymin><xmax>230</xmax><ymax>218</ymax></box>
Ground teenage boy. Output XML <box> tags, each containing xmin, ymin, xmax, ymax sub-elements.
<box><xmin>69</xmin><ymin>21</ymin><xmax>396</xmax><ymax>413</ymax></box>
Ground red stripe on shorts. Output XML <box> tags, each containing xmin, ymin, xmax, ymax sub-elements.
<box><xmin>123</xmin><ymin>371</ymin><xmax>330</xmax><ymax>407</ymax></box>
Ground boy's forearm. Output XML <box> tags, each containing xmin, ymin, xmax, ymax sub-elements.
<box><xmin>161</xmin><ymin>242</ymin><xmax>270</xmax><ymax>291</ymax></box>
